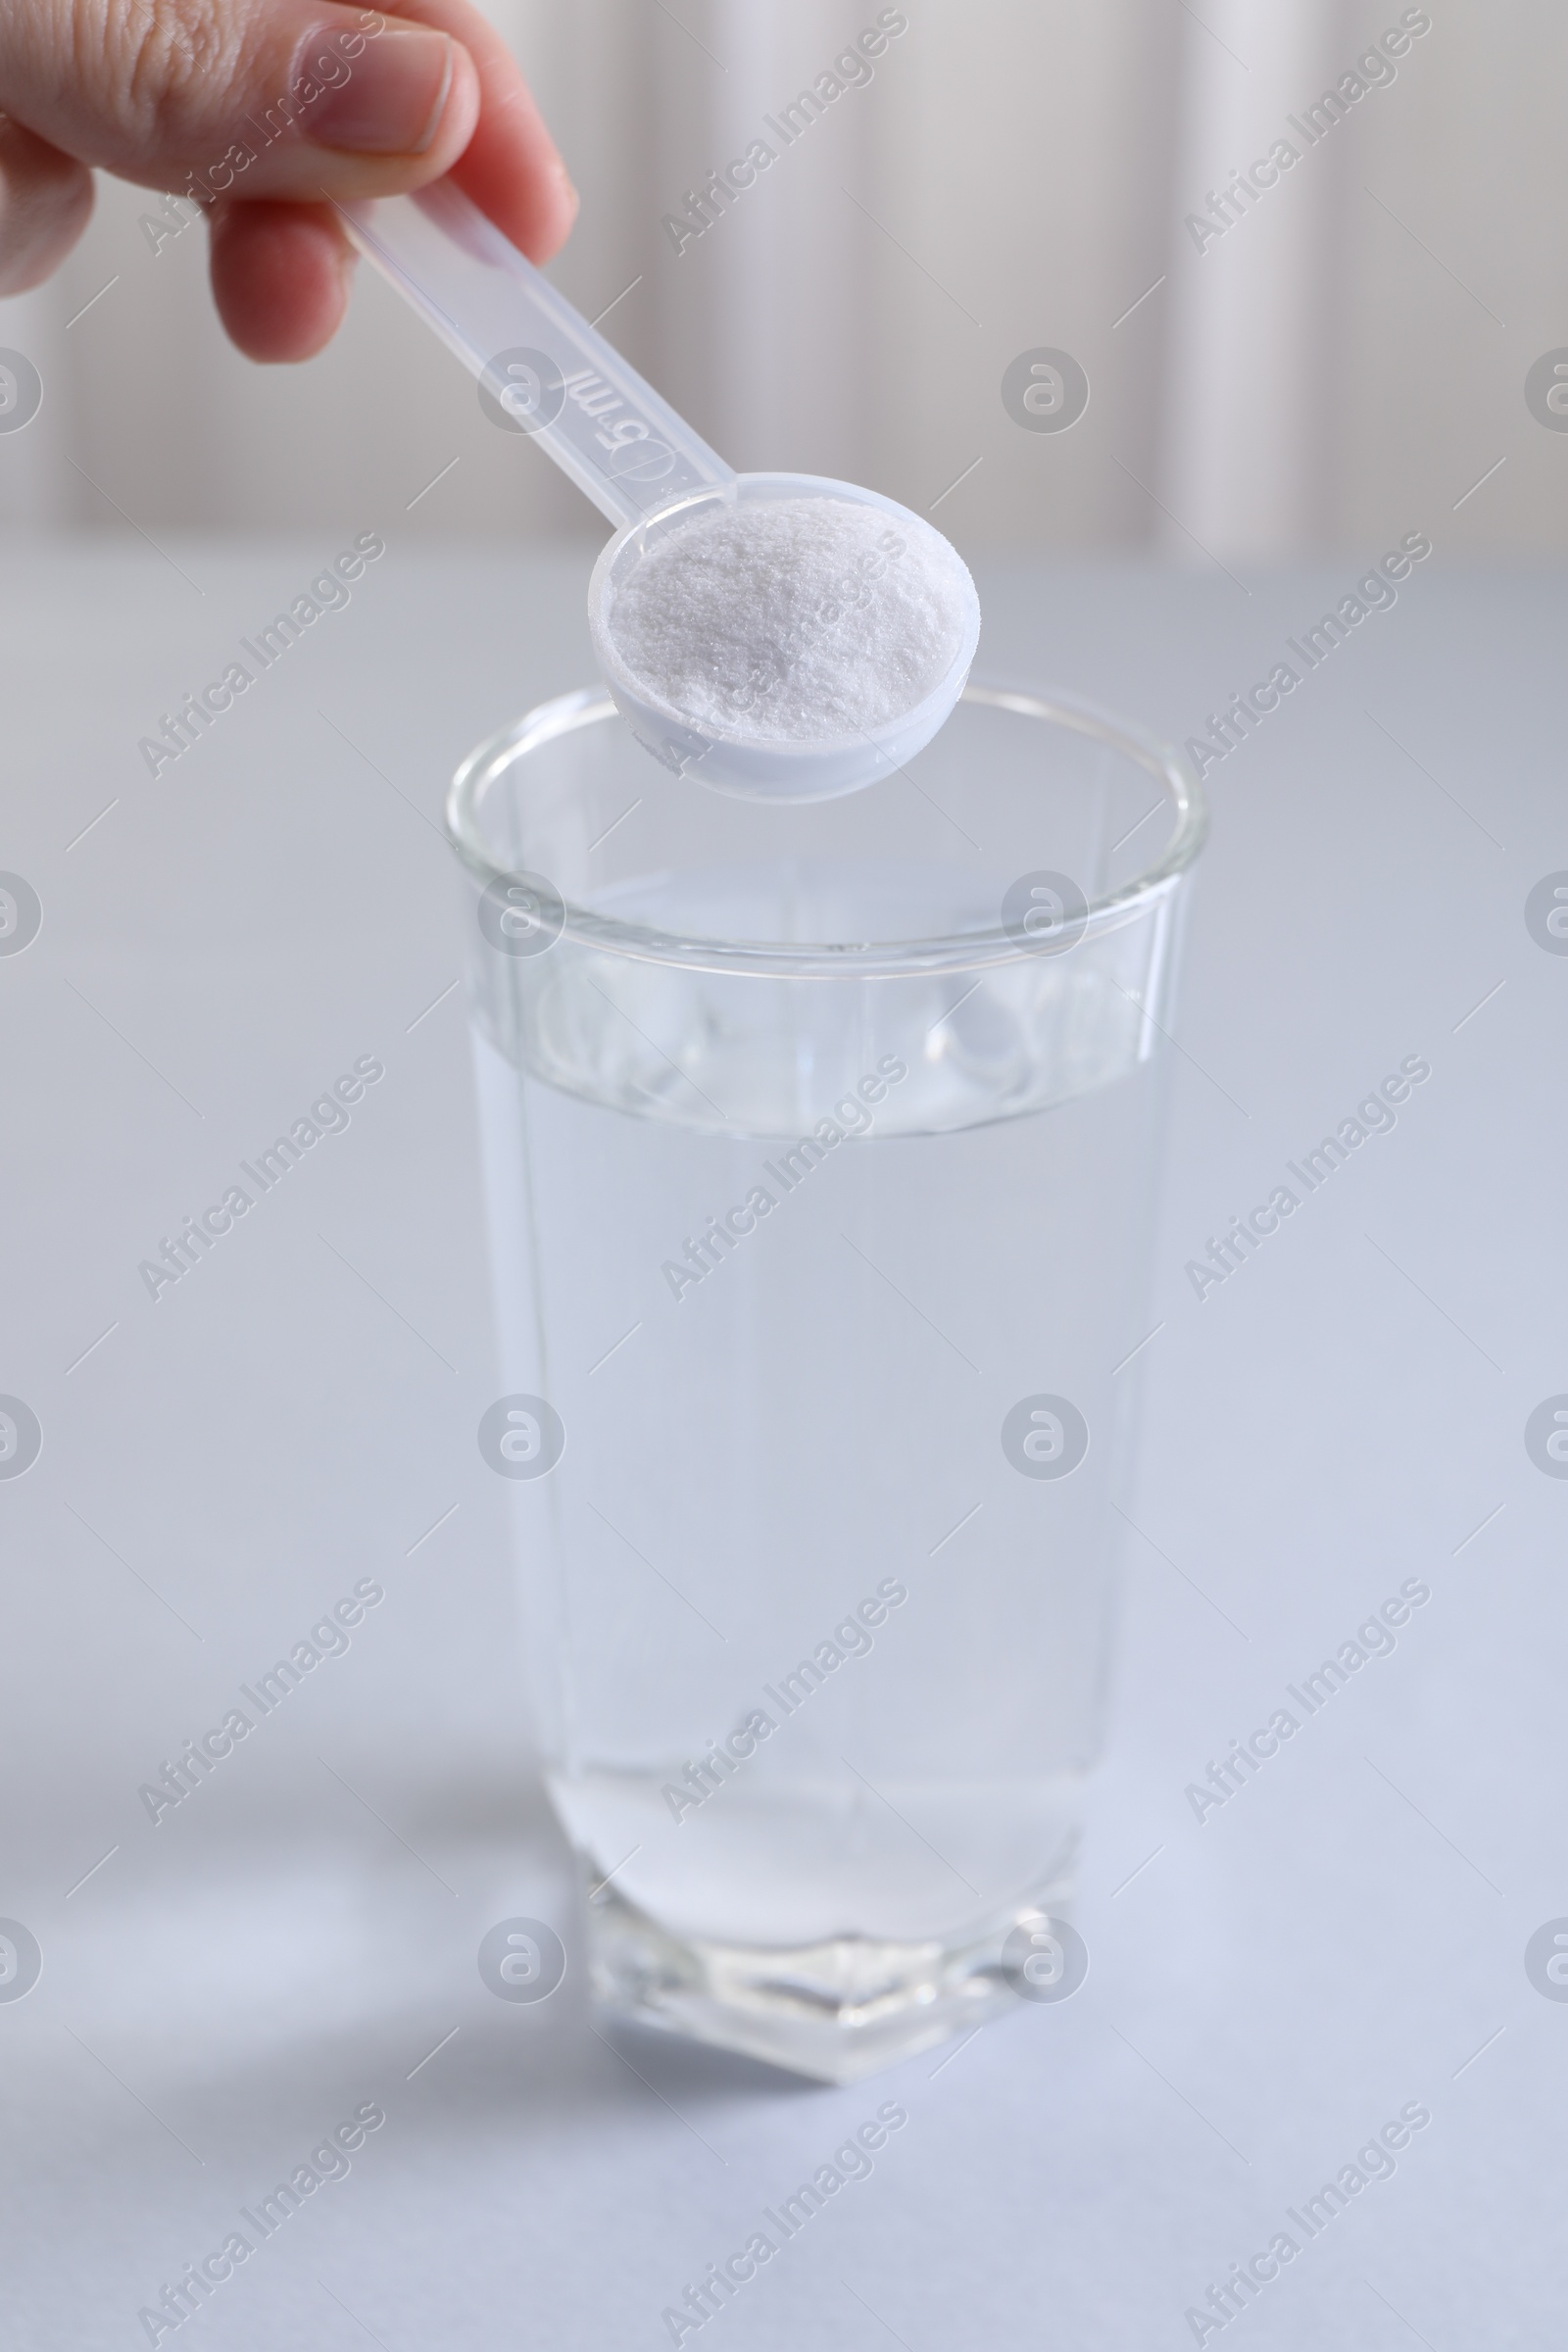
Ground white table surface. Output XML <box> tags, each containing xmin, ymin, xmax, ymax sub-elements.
<box><xmin>1</xmin><ymin>537</ymin><xmax>1562</xmax><ymax>2350</ymax></box>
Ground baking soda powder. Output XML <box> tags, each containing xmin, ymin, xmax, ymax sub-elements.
<box><xmin>604</xmin><ymin>496</ymin><xmax>975</xmax><ymax>743</ymax></box>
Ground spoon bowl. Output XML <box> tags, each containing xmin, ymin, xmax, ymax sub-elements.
<box><xmin>586</xmin><ymin>471</ymin><xmax>981</xmax><ymax>802</ymax></box>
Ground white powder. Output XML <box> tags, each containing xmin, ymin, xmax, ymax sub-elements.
<box><xmin>604</xmin><ymin>496</ymin><xmax>976</xmax><ymax>744</ymax></box>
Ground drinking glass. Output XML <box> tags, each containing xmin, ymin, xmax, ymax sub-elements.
<box><xmin>450</xmin><ymin>680</ymin><xmax>1205</xmax><ymax>2081</ymax></box>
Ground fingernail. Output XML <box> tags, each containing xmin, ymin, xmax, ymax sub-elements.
<box><xmin>301</xmin><ymin>25</ymin><xmax>455</xmax><ymax>156</ymax></box>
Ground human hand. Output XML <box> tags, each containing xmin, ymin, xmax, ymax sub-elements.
<box><xmin>0</xmin><ymin>0</ymin><xmax>576</xmax><ymax>359</ymax></box>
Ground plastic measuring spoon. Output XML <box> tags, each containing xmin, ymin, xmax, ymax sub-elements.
<box><xmin>341</xmin><ymin>183</ymin><xmax>979</xmax><ymax>801</ymax></box>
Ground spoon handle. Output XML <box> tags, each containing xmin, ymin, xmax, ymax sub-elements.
<box><xmin>339</xmin><ymin>181</ymin><xmax>736</xmax><ymax>531</ymax></box>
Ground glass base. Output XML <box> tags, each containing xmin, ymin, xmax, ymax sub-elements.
<box><xmin>583</xmin><ymin>1863</ymin><xmax>1075</xmax><ymax>2083</ymax></box>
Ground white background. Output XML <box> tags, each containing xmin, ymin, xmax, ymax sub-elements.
<box><xmin>2</xmin><ymin>0</ymin><xmax>1566</xmax><ymax>555</ymax></box>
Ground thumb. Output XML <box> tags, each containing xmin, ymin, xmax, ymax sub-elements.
<box><xmin>0</xmin><ymin>3</ymin><xmax>479</xmax><ymax>202</ymax></box>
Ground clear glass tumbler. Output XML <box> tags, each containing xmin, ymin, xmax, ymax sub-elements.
<box><xmin>449</xmin><ymin>680</ymin><xmax>1205</xmax><ymax>2081</ymax></box>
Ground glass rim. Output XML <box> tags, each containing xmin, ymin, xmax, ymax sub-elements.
<box><xmin>445</xmin><ymin>677</ymin><xmax>1208</xmax><ymax>978</ymax></box>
